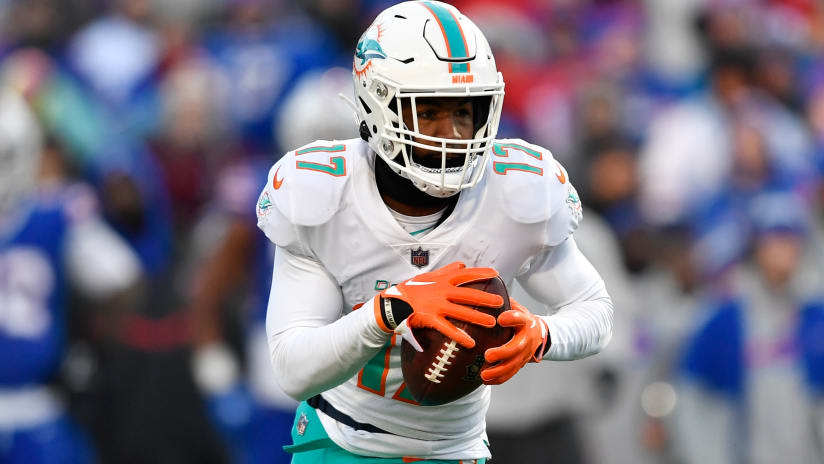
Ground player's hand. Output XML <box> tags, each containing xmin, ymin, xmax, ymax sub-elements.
<box><xmin>481</xmin><ymin>298</ymin><xmax>549</xmax><ymax>385</ymax></box>
<box><xmin>379</xmin><ymin>261</ymin><xmax>501</xmax><ymax>349</ymax></box>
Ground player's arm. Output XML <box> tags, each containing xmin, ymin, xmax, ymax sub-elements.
<box><xmin>259</xmin><ymin>150</ymin><xmax>500</xmax><ymax>398</ymax></box>
<box><xmin>266</xmin><ymin>246</ymin><xmax>392</xmax><ymax>401</ymax></box>
<box><xmin>267</xmin><ymin>250</ymin><xmax>501</xmax><ymax>400</ymax></box>
<box><xmin>516</xmin><ymin>237</ymin><xmax>613</xmax><ymax>360</ymax></box>
<box><xmin>518</xmin><ymin>237</ymin><xmax>613</xmax><ymax>361</ymax></box>
<box><xmin>482</xmin><ymin>237</ymin><xmax>613</xmax><ymax>384</ymax></box>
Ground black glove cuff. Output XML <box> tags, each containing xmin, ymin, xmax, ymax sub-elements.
<box><xmin>379</xmin><ymin>297</ymin><xmax>413</xmax><ymax>330</ymax></box>
<box><xmin>534</xmin><ymin>331</ymin><xmax>551</xmax><ymax>359</ymax></box>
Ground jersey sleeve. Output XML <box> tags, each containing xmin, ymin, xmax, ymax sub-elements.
<box><xmin>515</xmin><ymin>237</ymin><xmax>613</xmax><ymax>361</ymax></box>
<box><xmin>256</xmin><ymin>156</ymin><xmax>307</xmax><ymax>256</ymax></box>
<box><xmin>266</xmin><ymin>246</ymin><xmax>391</xmax><ymax>400</ymax></box>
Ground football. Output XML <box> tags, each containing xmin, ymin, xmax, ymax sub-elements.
<box><xmin>400</xmin><ymin>276</ymin><xmax>513</xmax><ymax>406</ymax></box>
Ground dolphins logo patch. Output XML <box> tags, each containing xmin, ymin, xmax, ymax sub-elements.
<box><xmin>354</xmin><ymin>23</ymin><xmax>386</xmax><ymax>78</ymax></box>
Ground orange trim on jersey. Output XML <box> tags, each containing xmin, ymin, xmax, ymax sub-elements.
<box><xmin>391</xmin><ymin>382</ymin><xmax>421</xmax><ymax>405</ymax></box>
<box><xmin>356</xmin><ymin>369</ymin><xmax>383</xmax><ymax>395</ymax></box>
<box><xmin>272</xmin><ymin>166</ymin><xmax>284</xmax><ymax>190</ymax></box>
<box><xmin>356</xmin><ymin>334</ymin><xmax>396</xmax><ymax>395</ymax></box>
<box><xmin>378</xmin><ymin>335</ymin><xmax>396</xmax><ymax>393</ymax></box>
<box><xmin>554</xmin><ymin>161</ymin><xmax>567</xmax><ymax>184</ymax></box>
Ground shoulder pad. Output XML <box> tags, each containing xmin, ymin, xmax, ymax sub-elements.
<box><xmin>490</xmin><ymin>139</ymin><xmax>582</xmax><ymax>245</ymax></box>
<box><xmin>270</xmin><ymin>139</ymin><xmax>356</xmax><ymax>226</ymax></box>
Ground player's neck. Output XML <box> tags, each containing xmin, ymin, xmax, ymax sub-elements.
<box><xmin>374</xmin><ymin>155</ymin><xmax>456</xmax><ymax>216</ymax></box>
<box><xmin>380</xmin><ymin>193</ymin><xmax>446</xmax><ymax>216</ymax></box>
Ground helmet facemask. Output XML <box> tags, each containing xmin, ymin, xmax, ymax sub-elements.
<box><xmin>369</xmin><ymin>76</ymin><xmax>504</xmax><ymax>198</ymax></box>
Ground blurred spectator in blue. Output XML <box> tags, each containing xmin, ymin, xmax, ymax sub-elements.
<box><xmin>85</xmin><ymin>138</ymin><xmax>227</xmax><ymax>463</ymax></box>
<box><xmin>0</xmin><ymin>84</ymin><xmax>142</xmax><ymax>464</ymax></box>
<box><xmin>0</xmin><ymin>0</ymin><xmax>98</xmax><ymax>52</ymax></box>
<box><xmin>578</xmin><ymin>134</ymin><xmax>650</xmax><ymax>273</ymax></box>
<box><xmin>300</xmin><ymin>0</ymin><xmax>363</xmax><ymax>54</ymax></box>
<box><xmin>150</xmin><ymin>53</ymin><xmax>234</xmax><ymax>232</ymax></box>
<box><xmin>66</xmin><ymin>0</ymin><xmax>164</xmax><ymax>139</ymax></box>
<box><xmin>755</xmin><ymin>46</ymin><xmax>805</xmax><ymax>114</ymax></box>
<box><xmin>630</xmin><ymin>223</ymin><xmax>714</xmax><ymax>463</ymax></box>
<box><xmin>1</xmin><ymin>48</ymin><xmax>119</xmax><ymax>170</ymax></box>
<box><xmin>639</xmin><ymin>43</ymin><xmax>815</xmax><ymax>231</ymax></box>
<box><xmin>643</xmin><ymin>0</ymin><xmax>707</xmax><ymax>92</ymax></box>
<box><xmin>674</xmin><ymin>192</ymin><xmax>824</xmax><ymax>464</ymax></box>
<box><xmin>188</xmin><ymin>67</ymin><xmax>356</xmax><ymax>464</ymax></box>
<box><xmin>806</xmin><ymin>81</ymin><xmax>824</xmax><ymax>205</ymax></box>
<box><xmin>204</xmin><ymin>0</ymin><xmax>341</xmax><ymax>155</ymax></box>
<box><xmin>68</xmin><ymin>0</ymin><xmax>159</xmax><ymax>107</ymax></box>
<box><xmin>94</xmin><ymin>142</ymin><xmax>173</xmax><ymax>279</ymax></box>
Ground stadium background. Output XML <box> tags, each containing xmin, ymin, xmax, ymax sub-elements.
<box><xmin>1</xmin><ymin>0</ymin><xmax>823</xmax><ymax>462</ymax></box>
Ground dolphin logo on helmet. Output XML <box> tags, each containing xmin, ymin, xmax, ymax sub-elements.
<box><xmin>354</xmin><ymin>24</ymin><xmax>386</xmax><ymax>74</ymax></box>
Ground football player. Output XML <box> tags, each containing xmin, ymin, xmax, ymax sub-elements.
<box><xmin>256</xmin><ymin>2</ymin><xmax>613</xmax><ymax>462</ymax></box>
<box><xmin>0</xmin><ymin>86</ymin><xmax>142</xmax><ymax>463</ymax></box>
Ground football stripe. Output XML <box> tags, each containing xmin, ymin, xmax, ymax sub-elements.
<box><xmin>420</xmin><ymin>2</ymin><xmax>471</xmax><ymax>73</ymax></box>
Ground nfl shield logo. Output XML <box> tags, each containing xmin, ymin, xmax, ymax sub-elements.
<box><xmin>410</xmin><ymin>247</ymin><xmax>429</xmax><ymax>268</ymax></box>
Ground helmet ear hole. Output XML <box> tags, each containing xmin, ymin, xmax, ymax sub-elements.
<box><xmin>359</xmin><ymin>97</ymin><xmax>372</xmax><ymax>114</ymax></box>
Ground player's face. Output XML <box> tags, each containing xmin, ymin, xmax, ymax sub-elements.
<box><xmin>401</xmin><ymin>97</ymin><xmax>474</xmax><ymax>169</ymax></box>
<box><xmin>755</xmin><ymin>233</ymin><xmax>801</xmax><ymax>288</ymax></box>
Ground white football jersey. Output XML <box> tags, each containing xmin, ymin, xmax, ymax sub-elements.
<box><xmin>257</xmin><ymin>137</ymin><xmax>593</xmax><ymax>459</ymax></box>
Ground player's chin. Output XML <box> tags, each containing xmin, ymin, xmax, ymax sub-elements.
<box><xmin>410</xmin><ymin>146</ymin><xmax>467</xmax><ymax>170</ymax></box>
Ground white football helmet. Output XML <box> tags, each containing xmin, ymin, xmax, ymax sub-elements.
<box><xmin>0</xmin><ymin>87</ymin><xmax>42</xmax><ymax>216</ymax></box>
<box><xmin>352</xmin><ymin>0</ymin><xmax>505</xmax><ymax>197</ymax></box>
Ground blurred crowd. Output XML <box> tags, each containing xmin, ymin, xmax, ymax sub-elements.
<box><xmin>1</xmin><ymin>0</ymin><xmax>824</xmax><ymax>463</ymax></box>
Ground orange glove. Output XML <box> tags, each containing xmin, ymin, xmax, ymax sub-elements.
<box><xmin>481</xmin><ymin>298</ymin><xmax>549</xmax><ymax>385</ymax></box>
<box><xmin>379</xmin><ymin>262</ymin><xmax>502</xmax><ymax>349</ymax></box>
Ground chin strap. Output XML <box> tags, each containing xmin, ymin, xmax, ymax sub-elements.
<box><xmin>374</xmin><ymin>154</ymin><xmax>456</xmax><ymax>209</ymax></box>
